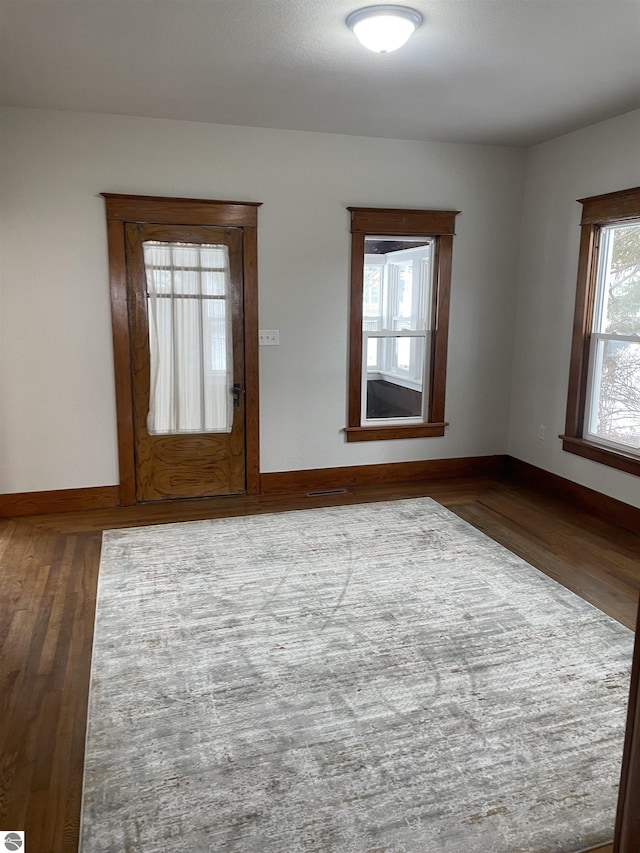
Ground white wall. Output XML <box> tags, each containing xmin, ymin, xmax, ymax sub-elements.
<box><xmin>0</xmin><ymin>107</ymin><xmax>525</xmax><ymax>492</ymax></box>
<box><xmin>508</xmin><ymin>109</ymin><xmax>640</xmax><ymax>508</ymax></box>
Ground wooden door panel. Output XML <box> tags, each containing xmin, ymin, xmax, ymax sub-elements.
<box><xmin>125</xmin><ymin>223</ymin><xmax>246</xmax><ymax>501</ymax></box>
<box><xmin>136</xmin><ymin>435</ymin><xmax>243</xmax><ymax>500</ymax></box>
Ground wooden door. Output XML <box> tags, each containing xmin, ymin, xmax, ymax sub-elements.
<box><xmin>125</xmin><ymin>223</ymin><xmax>246</xmax><ymax>501</ymax></box>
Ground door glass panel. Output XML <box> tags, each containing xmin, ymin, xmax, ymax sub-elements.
<box><xmin>143</xmin><ymin>241</ymin><xmax>233</xmax><ymax>434</ymax></box>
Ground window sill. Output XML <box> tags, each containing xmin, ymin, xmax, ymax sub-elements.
<box><xmin>560</xmin><ymin>435</ymin><xmax>640</xmax><ymax>477</ymax></box>
<box><xmin>345</xmin><ymin>423</ymin><xmax>447</xmax><ymax>442</ymax></box>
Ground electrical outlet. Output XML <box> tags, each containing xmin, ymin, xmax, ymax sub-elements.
<box><xmin>259</xmin><ymin>330</ymin><xmax>280</xmax><ymax>346</ymax></box>
<box><xmin>537</xmin><ymin>424</ymin><xmax>546</xmax><ymax>441</ymax></box>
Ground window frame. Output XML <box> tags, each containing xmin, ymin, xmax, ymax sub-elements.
<box><xmin>562</xmin><ymin>186</ymin><xmax>640</xmax><ymax>477</ymax></box>
<box><xmin>346</xmin><ymin>207</ymin><xmax>459</xmax><ymax>442</ymax></box>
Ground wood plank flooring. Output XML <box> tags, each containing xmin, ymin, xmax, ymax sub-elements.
<box><xmin>1</xmin><ymin>476</ymin><xmax>637</xmax><ymax>852</ymax></box>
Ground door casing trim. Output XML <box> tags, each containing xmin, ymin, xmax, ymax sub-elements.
<box><xmin>103</xmin><ymin>193</ymin><xmax>262</xmax><ymax>504</ymax></box>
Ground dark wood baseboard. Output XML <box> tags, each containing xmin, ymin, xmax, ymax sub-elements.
<box><xmin>260</xmin><ymin>455</ymin><xmax>506</xmax><ymax>495</ymax></box>
<box><xmin>1</xmin><ymin>455</ymin><xmax>637</xmax><ymax>539</ymax></box>
<box><xmin>504</xmin><ymin>457</ymin><xmax>640</xmax><ymax>536</ymax></box>
<box><xmin>0</xmin><ymin>458</ymin><xmax>504</xmax><ymax>518</ymax></box>
<box><xmin>0</xmin><ymin>485</ymin><xmax>120</xmax><ymax>518</ymax></box>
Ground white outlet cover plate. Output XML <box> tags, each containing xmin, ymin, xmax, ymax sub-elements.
<box><xmin>259</xmin><ymin>330</ymin><xmax>280</xmax><ymax>346</ymax></box>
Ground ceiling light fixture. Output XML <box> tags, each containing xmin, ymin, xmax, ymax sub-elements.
<box><xmin>347</xmin><ymin>5</ymin><xmax>423</xmax><ymax>53</ymax></box>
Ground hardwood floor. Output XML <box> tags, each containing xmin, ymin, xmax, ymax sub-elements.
<box><xmin>1</xmin><ymin>476</ymin><xmax>637</xmax><ymax>852</ymax></box>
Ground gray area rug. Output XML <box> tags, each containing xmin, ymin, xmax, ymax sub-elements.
<box><xmin>81</xmin><ymin>498</ymin><xmax>633</xmax><ymax>852</ymax></box>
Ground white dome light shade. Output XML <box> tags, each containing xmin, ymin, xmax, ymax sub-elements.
<box><xmin>347</xmin><ymin>5</ymin><xmax>423</xmax><ymax>53</ymax></box>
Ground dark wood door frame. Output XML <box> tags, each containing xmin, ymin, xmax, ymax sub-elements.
<box><xmin>103</xmin><ymin>193</ymin><xmax>262</xmax><ymax>504</ymax></box>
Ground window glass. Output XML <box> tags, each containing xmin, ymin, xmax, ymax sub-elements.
<box><xmin>587</xmin><ymin>339</ymin><xmax>640</xmax><ymax>450</ymax></box>
<box><xmin>143</xmin><ymin>241</ymin><xmax>233</xmax><ymax>435</ymax></box>
<box><xmin>361</xmin><ymin>238</ymin><xmax>432</xmax><ymax>424</ymax></box>
<box><xmin>596</xmin><ymin>224</ymin><xmax>640</xmax><ymax>336</ymax></box>
<box><xmin>585</xmin><ymin>221</ymin><xmax>640</xmax><ymax>453</ymax></box>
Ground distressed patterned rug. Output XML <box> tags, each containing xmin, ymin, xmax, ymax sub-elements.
<box><xmin>81</xmin><ymin>498</ymin><xmax>633</xmax><ymax>852</ymax></box>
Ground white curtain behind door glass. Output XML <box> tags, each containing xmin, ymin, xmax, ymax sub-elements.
<box><xmin>142</xmin><ymin>241</ymin><xmax>233</xmax><ymax>434</ymax></box>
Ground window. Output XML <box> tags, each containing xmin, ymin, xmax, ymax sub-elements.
<box><xmin>562</xmin><ymin>186</ymin><xmax>640</xmax><ymax>476</ymax></box>
<box><xmin>346</xmin><ymin>207</ymin><xmax>458</xmax><ymax>441</ymax></box>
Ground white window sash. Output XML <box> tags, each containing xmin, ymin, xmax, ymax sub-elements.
<box><xmin>362</xmin><ymin>330</ymin><xmax>431</xmax><ymax>425</ymax></box>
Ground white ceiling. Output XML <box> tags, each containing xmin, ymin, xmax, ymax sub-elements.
<box><xmin>1</xmin><ymin>0</ymin><xmax>639</xmax><ymax>146</ymax></box>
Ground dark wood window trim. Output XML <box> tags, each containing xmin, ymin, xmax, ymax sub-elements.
<box><xmin>102</xmin><ymin>193</ymin><xmax>262</xmax><ymax>504</ymax></box>
<box><xmin>346</xmin><ymin>206</ymin><xmax>459</xmax><ymax>442</ymax></box>
<box><xmin>561</xmin><ymin>186</ymin><xmax>640</xmax><ymax>478</ymax></box>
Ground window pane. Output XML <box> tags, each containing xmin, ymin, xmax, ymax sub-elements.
<box><xmin>363</xmin><ymin>265</ymin><xmax>382</xmax><ymax>331</ymax></box>
<box><xmin>363</xmin><ymin>238</ymin><xmax>432</xmax><ymax>333</ymax></box>
<box><xmin>365</xmin><ymin>335</ymin><xmax>426</xmax><ymax>420</ymax></box>
<box><xmin>588</xmin><ymin>339</ymin><xmax>640</xmax><ymax>450</ymax></box>
<box><xmin>361</xmin><ymin>239</ymin><xmax>432</xmax><ymax>422</ymax></box>
<box><xmin>366</xmin><ymin>337</ymin><xmax>379</xmax><ymax>367</ymax></box>
<box><xmin>144</xmin><ymin>242</ymin><xmax>227</xmax><ymax>295</ymax></box>
<box><xmin>596</xmin><ymin>223</ymin><xmax>640</xmax><ymax>335</ymax></box>
<box><xmin>395</xmin><ymin>336</ymin><xmax>410</xmax><ymax>371</ymax></box>
<box><xmin>366</xmin><ymin>378</ymin><xmax>423</xmax><ymax>419</ymax></box>
<box><xmin>393</xmin><ymin>335</ymin><xmax>422</xmax><ymax>375</ymax></box>
<box><xmin>391</xmin><ymin>262</ymin><xmax>415</xmax><ymax>329</ymax></box>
